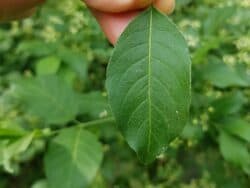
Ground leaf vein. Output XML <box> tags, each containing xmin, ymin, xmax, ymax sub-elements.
<box><xmin>147</xmin><ymin>9</ymin><xmax>153</xmax><ymax>154</ymax></box>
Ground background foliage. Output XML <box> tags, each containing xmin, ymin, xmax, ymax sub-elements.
<box><xmin>0</xmin><ymin>0</ymin><xmax>249</xmax><ymax>187</ymax></box>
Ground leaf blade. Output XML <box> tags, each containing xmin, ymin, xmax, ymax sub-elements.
<box><xmin>14</xmin><ymin>75</ymin><xmax>79</xmax><ymax>125</ymax></box>
<box><xmin>44</xmin><ymin>127</ymin><xmax>103</xmax><ymax>188</ymax></box>
<box><xmin>219</xmin><ymin>131</ymin><xmax>250</xmax><ymax>174</ymax></box>
<box><xmin>106</xmin><ymin>7</ymin><xmax>191</xmax><ymax>163</ymax></box>
<box><xmin>222</xmin><ymin>118</ymin><xmax>250</xmax><ymax>142</ymax></box>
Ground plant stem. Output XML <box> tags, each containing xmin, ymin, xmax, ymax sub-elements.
<box><xmin>36</xmin><ymin>117</ymin><xmax>116</xmax><ymax>138</ymax></box>
<box><xmin>77</xmin><ymin>117</ymin><xmax>116</xmax><ymax>128</ymax></box>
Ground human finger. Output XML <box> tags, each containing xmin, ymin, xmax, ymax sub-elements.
<box><xmin>0</xmin><ymin>0</ymin><xmax>44</xmax><ymax>11</ymax></box>
<box><xmin>84</xmin><ymin>0</ymin><xmax>153</xmax><ymax>13</ymax></box>
<box><xmin>154</xmin><ymin>0</ymin><xmax>175</xmax><ymax>14</ymax></box>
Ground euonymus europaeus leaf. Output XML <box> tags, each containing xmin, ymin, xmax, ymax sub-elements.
<box><xmin>219</xmin><ymin>131</ymin><xmax>250</xmax><ymax>174</ymax></box>
<box><xmin>106</xmin><ymin>7</ymin><xmax>191</xmax><ymax>163</ymax></box>
<box><xmin>44</xmin><ymin>127</ymin><xmax>103</xmax><ymax>188</ymax></box>
<box><xmin>14</xmin><ymin>75</ymin><xmax>79</xmax><ymax>125</ymax></box>
<box><xmin>35</xmin><ymin>56</ymin><xmax>61</xmax><ymax>75</ymax></box>
<box><xmin>222</xmin><ymin>118</ymin><xmax>250</xmax><ymax>142</ymax></box>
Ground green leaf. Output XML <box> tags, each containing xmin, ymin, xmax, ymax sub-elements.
<box><xmin>192</xmin><ymin>38</ymin><xmax>225</xmax><ymax>65</ymax></box>
<box><xmin>1</xmin><ymin>132</ymin><xmax>35</xmax><ymax>173</ymax></box>
<box><xmin>14</xmin><ymin>75</ymin><xmax>79</xmax><ymax>125</ymax></box>
<box><xmin>181</xmin><ymin>122</ymin><xmax>203</xmax><ymax>140</ymax></box>
<box><xmin>202</xmin><ymin>60</ymin><xmax>250</xmax><ymax>88</ymax></box>
<box><xmin>0</xmin><ymin>120</ymin><xmax>27</xmax><ymax>140</ymax></box>
<box><xmin>58</xmin><ymin>67</ymin><xmax>77</xmax><ymax>85</ymax></box>
<box><xmin>44</xmin><ymin>127</ymin><xmax>103</xmax><ymax>188</ymax></box>
<box><xmin>78</xmin><ymin>92</ymin><xmax>111</xmax><ymax>119</ymax></box>
<box><xmin>35</xmin><ymin>56</ymin><xmax>61</xmax><ymax>75</ymax></box>
<box><xmin>16</xmin><ymin>40</ymin><xmax>57</xmax><ymax>57</ymax></box>
<box><xmin>203</xmin><ymin>6</ymin><xmax>235</xmax><ymax>35</ymax></box>
<box><xmin>0</xmin><ymin>128</ymin><xmax>26</xmax><ymax>139</ymax></box>
<box><xmin>219</xmin><ymin>131</ymin><xmax>250</xmax><ymax>174</ymax></box>
<box><xmin>211</xmin><ymin>91</ymin><xmax>246</xmax><ymax>118</ymax></box>
<box><xmin>57</xmin><ymin>48</ymin><xmax>88</xmax><ymax>80</ymax></box>
<box><xmin>176</xmin><ymin>0</ymin><xmax>192</xmax><ymax>9</ymax></box>
<box><xmin>222</xmin><ymin>118</ymin><xmax>250</xmax><ymax>142</ymax></box>
<box><xmin>106</xmin><ymin>7</ymin><xmax>191</xmax><ymax>163</ymax></box>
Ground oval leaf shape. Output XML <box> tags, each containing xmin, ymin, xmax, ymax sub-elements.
<box><xmin>44</xmin><ymin>127</ymin><xmax>103</xmax><ymax>188</ymax></box>
<box><xmin>106</xmin><ymin>7</ymin><xmax>191</xmax><ymax>164</ymax></box>
<box><xmin>14</xmin><ymin>75</ymin><xmax>79</xmax><ymax>125</ymax></box>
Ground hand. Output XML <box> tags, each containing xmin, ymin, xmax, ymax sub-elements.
<box><xmin>0</xmin><ymin>0</ymin><xmax>44</xmax><ymax>22</ymax></box>
<box><xmin>84</xmin><ymin>0</ymin><xmax>175</xmax><ymax>44</ymax></box>
<box><xmin>0</xmin><ymin>0</ymin><xmax>175</xmax><ymax>45</ymax></box>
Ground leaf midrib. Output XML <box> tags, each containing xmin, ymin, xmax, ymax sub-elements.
<box><xmin>66</xmin><ymin>127</ymin><xmax>81</xmax><ymax>188</ymax></box>
<box><xmin>147</xmin><ymin>8</ymin><xmax>153</xmax><ymax>153</ymax></box>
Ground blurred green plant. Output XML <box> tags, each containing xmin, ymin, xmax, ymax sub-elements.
<box><xmin>0</xmin><ymin>0</ymin><xmax>250</xmax><ymax>187</ymax></box>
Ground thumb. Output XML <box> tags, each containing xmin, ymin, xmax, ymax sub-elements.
<box><xmin>91</xmin><ymin>9</ymin><xmax>138</xmax><ymax>45</ymax></box>
<box><xmin>90</xmin><ymin>0</ymin><xmax>175</xmax><ymax>45</ymax></box>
